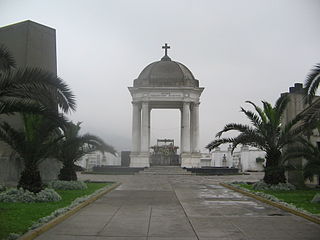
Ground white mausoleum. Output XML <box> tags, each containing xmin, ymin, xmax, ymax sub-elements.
<box><xmin>77</xmin><ymin>151</ymin><xmax>120</xmax><ymax>170</ymax></box>
<box><xmin>212</xmin><ymin>145</ymin><xmax>265</xmax><ymax>172</ymax></box>
<box><xmin>129</xmin><ymin>44</ymin><xmax>204</xmax><ymax>168</ymax></box>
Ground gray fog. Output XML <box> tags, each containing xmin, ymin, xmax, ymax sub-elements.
<box><xmin>1</xmin><ymin>0</ymin><xmax>320</xmax><ymax>152</ymax></box>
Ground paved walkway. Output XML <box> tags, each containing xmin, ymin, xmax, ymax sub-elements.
<box><xmin>35</xmin><ymin>172</ymin><xmax>320</xmax><ymax>240</ymax></box>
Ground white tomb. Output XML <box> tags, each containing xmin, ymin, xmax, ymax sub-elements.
<box><xmin>128</xmin><ymin>44</ymin><xmax>204</xmax><ymax>168</ymax></box>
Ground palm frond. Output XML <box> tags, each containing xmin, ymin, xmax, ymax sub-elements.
<box><xmin>0</xmin><ymin>121</ymin><xmax>25</xmax><ymax>156</ymax></box>
<box><xmin>275</xmin><ymin>94</ymin><xmax>290</xmax><ymax>119</ymax></box>
<box><xmin>232</xmin><ymin>132</ymin><xmax>266</xmax><ymax>152</ymax></box>
<box><xmin>0</xmin><ymin>67</ymin><xmax>76</xmax><ymax>113</ymax></box>
<box><xmin>246</xmin><ymin>101</ymin><xmax>267</xmax><ymax>124</ymax></box>
<box><xmin>240</xmin><ymin>108</ymin><xmax>262</xmax><ymax>128</ymax></box>
<box><xmin>0</xmin><ymin>45</ymin><xmax>16</xmax><ymax>72</ymax></box>
<box><xmin>215</xmin><ymin>123</ymin><xmax>253</xmax><ymax>138</ymax></box>
<box><xmin>304</xmin><ymin>63</ymin><xmax>320</xmax><ymax>104</ymax></box>
<box><xmin>206</xmin><ymin>138</ymin><xmax>235</xmax><ymax>151</ymax></box>
<box><xmin>81</xmin><ymin>134</ymin><xmax>116</xmax><ymax>155</ymax></box>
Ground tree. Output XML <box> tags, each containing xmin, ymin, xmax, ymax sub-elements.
<box><xmin>56</xmin><ymin>122</ymin><xmax>116</xmax><ymax>181</ymax></box>
<box><xmin>0</xmin><ymin>114</ymin><xmax>64</xmax><ymax>192</ymax></box>
<box><xmin>0</xmin><ymin>44</ymin><xmax>76</xmax><ymax>192</ymax></box>
<box><xmin>304</xmin><ymin>63</ymin><xmax>320</xmax><ymax>104</ymax></box>
<box><xmin>0</xmin><ymin>45</ymin><xmax>76</xmax><ymax>115</ymax></box>
<box><xmin>283</xmin><ymin>137</ymin><xmax>320</xmax><ymax>185</ymax></box>
<box><xmin>206</xmin><ymin>95</ymin><xmax>303</xmax><ymax>185</ymax></box>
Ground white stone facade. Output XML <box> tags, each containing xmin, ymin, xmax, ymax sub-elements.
<box><xmin>77</xmin><ymin>151</ymin><xmax>121</xmax><ymax>170</ymax></box>
<box><xmin>129</xmin><ymin>88</ymin><xmax>203</xmax><ymax>168</ymax></box>
<box><xmin>211</xmin><ymin>145</ymin><xmax>265</xmax><ymax>172</ymax></box>
<box><xmin>129</xmin><ymin>46</ymin><xmax>204</xmax><ymax>168</ymax></box>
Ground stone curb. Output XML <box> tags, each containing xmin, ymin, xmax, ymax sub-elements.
<box><xmin>17</xmin><ymin>182</ymin><xmax>121</xmax><ymax>240</ymax></box>
<box><xmin>220</xmin><ymin>183</ymin><xmax>320</xmax><ymax>225</ymax></box>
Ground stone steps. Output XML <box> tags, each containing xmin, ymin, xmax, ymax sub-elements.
<box><xmin>139</xmin><ymin>166</ymin><xmax>192</xmax><ymax>175</ymax></box>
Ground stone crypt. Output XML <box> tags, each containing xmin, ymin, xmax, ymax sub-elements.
<box><xmin>128</xmin><ymin>44</ymin><xmax>204</xmax><ymax>168</ymax></box>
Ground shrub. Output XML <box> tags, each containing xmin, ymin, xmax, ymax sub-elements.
<box><xmin>6</xmin><ymin>233</ymin><xmax>20</xmax><ymax>240</ymax></box>
<box><xmin>48</xmin><ymin>180</ymin><xmax>87</xmax><ymax>190</ymax></box>
<box><xmin>253</xmin><ymin>181</ymin><xmax>296</xmax><ymax>191</ymax></box>
<box><xmin>0</xmin><ymin>188</ymin><xmax>61</xmax><ymax>203</ymax></box>
<box><xmin>0</xmin><ymin>184</ymin><xmax>6</xmax><ymax>192</ymax></box>
<box><xmin>252</xmin><ymin>181</ymin><xmax>269</xmax><ymax>190</ymax></box>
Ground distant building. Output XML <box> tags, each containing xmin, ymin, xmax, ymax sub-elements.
<box><xmin>211</xmin><ymin>145</ymin><xmax>265</xmax><ymax>172</ymax></box>
<box><xmin>200</xmin><ymin>153</ymin><xmax>212</xmax><ymax>167</ymax></box>
<box><xmin>77</xmin><ymin>151</ymin><xmax>120</xmax><ymax>170</ymax></box>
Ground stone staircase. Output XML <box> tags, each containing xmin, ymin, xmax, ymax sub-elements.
<box><xmin>138</xmin><ymin>166</ymin><xmax>192</xmax><ymax>175</ymax></box>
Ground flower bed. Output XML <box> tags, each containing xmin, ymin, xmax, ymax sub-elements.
<box><xmin>0</xmin><ymin>182</ymin><xmax>111</xmax><ymax>240</ymax></box>
<box><xmin>225</xmin><ymin>182</ymin><xmax>320</xmax><ymax>217</ymax></box>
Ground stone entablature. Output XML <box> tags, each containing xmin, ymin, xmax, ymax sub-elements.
<box><xmin>128</xmin><ymin>87</ymin><xmax>203</xmax><ymax>108</ymax></box>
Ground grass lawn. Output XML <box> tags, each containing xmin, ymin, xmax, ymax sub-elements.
<box><xmin>0</xmin><ymin>182</ymin><xmax>110</xmax><ymax>240</ymax></box>
<box><xmin>239</xmin><ymin>184</ymin><xmax>320</xmax><ymax>215</ymax></box>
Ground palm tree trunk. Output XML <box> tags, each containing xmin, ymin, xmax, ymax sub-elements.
<box><xmin>58</xmin><ymin>161</ymin><xmax>77</xmax><ymax>181</ymax></box>
<box><xmin>17</xmin><ymin>162</ymin><xmax>43</xmax><ymax>193</ymax></box>
<box><xmin>263</xmin><ymin>150</ymin><xmax>286</xmax><ymax>185</ymax></box>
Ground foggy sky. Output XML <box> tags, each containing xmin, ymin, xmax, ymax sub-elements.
<box><xmin>1</xmin><ymin>0</ymin><xmax>320</xmax><ymax>152</ymax></box>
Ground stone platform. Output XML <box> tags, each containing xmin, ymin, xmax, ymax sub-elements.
<box><xmin>139</xmin><ymin>166</ymin><xmax>192</xmax><ymax>175</ymax></box>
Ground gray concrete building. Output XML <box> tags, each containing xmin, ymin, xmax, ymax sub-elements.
<box><xmin>282</xmin><ymin>83</ymin><xmax>320</xmax><ymax>186</ymax></box>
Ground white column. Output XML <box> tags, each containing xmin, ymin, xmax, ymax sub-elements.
<box><xmin>132</xmin><ymin>102</ymin><xmax>141</xmax><ymax>152</ymax></box>
<box><xmin>192</xmin><ymin>103</ymin><xmax>200</xmax><ymax>152</ymax></box>
<box><xmin>190</xmin><ymin>104</ymin><xmax>194</xmax><ymax>152</ymax></box>
<box><xmin>141</xmin><ymin>102</ymin><xmax>150</xmax><ymax>152</ymax></box>
<box><xmin>182</xmin><ymin>102</ymin><xmax>191</xmax><ymax>153</ymax></box>
<box><xmin>180</xmin><ymin>108</ymin><xmax>183</xmax><ymax>153</ymax></box>
<box><xmin>148</xmin><ymin>108</ymin><xmax>151</xmax><ymax>149</ymax></box>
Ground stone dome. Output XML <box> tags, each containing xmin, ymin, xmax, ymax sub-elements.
<box><xmin>133</xmin><ymin>56</ymin><xmax>199</xmax><ymax>88</ymax></box>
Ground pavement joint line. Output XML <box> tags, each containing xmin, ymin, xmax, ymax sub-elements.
<box><xmin>171</xmin><ymin>184</ymin><xmax>200</xmax><ymax>240</ymax></box>
<box><xmin>146</xmin><ymin>206</ymin><xmax>153</xmax><ymax>238</ymax></box>
<box><xmin>97</xmin><ymin>201</ymin><xmax>123</xmax><ymax>235</ymax></box>
<box><xmin>17</xmin><ymin>182</ymin><xmax>122</xmax><ymax>240</ymax></box>
<box><xmin>220</xmin><ymin>182</ymin><xmax>320</xmax><ymax>225</ymax></box>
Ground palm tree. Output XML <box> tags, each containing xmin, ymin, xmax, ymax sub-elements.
<box><xmin>0</xmin><ymin>114</ymin><xmax>64</xmax><ymax>193</ymax></box>
<box><xmin>206</xmin><ymin>95</ymin><xmax>303</xmax><ymax>185</ymax></box>
<box><xmin>0</xmin><ymin>45</ymin><xmax>76</xmax><ymax>192</ymax></box>
<box><xmin>56</xmin><ymin>122</ymin><xmax>116</xmax><ymax>181</ymax></box>
<box><xmin>304</xmin><ymin>63</ymin><xmax>320</xmax><ymax>104</ymax></box>
<box><xmin>0</xmin><ymin>45</ymin><xmax>76</xmax><ymax>115</ymax></box>
<box><xmin>283</xmin><ymin>137</ymin><xmax>320</xmax><ymax>185</ymax></box>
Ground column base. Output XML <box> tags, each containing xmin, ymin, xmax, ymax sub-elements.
<box><xmin>130</xmin><ymin>152</ymin><xmax>150</xmax><ymax>168</ymax></box>
<box><xmin>181</xmin><ymin>152</ymin><xmax>201</xmax><ymax>168</ymax></box>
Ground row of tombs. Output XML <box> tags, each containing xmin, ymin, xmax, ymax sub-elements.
<box><xmin>76</xmin><ymin>140</ymin><xmax>265</xmax><ymax>172</ymax></box>
<box><xmin>1</xmin><ymin>141</ymin><xmax>266</xmax><ymax>184</ymax></box>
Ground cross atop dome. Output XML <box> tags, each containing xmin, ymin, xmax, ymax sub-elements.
<box><xmin>161</xmin><ymin>43</ymin><xmax>171</xmax><ymax>61</ymax></box>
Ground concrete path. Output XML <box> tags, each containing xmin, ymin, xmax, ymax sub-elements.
<box><xmin>35</xmin><ymin>172</ymin><xmax>320</xmax><ymax>240</ymax></box>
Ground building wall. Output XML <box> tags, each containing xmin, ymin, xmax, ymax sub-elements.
<box><xmin>0</xmin><ymin>20</ymin><xmax>57</xmax><ymax>73</ymax></box>
<box><xmin>282</xmin><ymin>83</ymin><xmax>311</xmax><ymax>186</ymax></box>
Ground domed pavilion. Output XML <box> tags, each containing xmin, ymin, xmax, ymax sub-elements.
<box><xmin>128</xmin><ymin>44</ymin><xmax>204</xmax><ymax>168</ymax></box>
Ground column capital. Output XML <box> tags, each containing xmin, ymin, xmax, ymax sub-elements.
<box><xmin>131</xmin><ymin>101</ymin><xmax>141</xmax><ymax>106</ymax></box>
<box><xmin>183</xmin><ymin>101</ymin><xmax>191</xmax><ymax>107</ymax></box>
<box><xmin>193</xmin><ymin>102</ymin><xmax>200</xmax><ymax>107</ymax></box>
